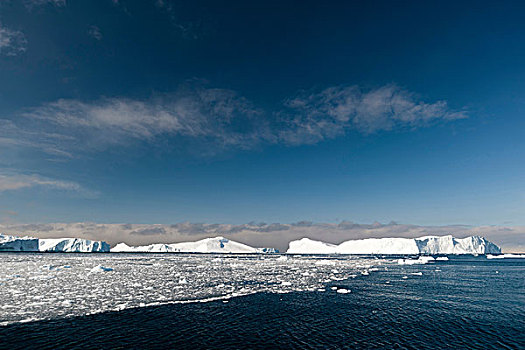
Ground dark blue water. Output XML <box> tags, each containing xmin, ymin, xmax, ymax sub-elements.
<box><xmin>1</xmin><ymin>257</ymin><xmax>524</xmax><ymax>349</ymax></box>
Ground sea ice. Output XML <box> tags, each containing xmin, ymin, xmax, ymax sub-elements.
<box><xmin>0</xmin><ymin>253</ymin><xmax>390</xmax><ymax>325</ymax></box>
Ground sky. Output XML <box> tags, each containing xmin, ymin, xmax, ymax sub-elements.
<box><xmin>0</xmin><ymin>1</ymin><xmax>525</xmax><ymax>250</ymax></box>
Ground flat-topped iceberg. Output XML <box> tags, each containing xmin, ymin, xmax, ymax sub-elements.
<box><xmin>0</xmin><ymin>234</ymin><xmax>110</xmax><ymax>252</ymax></box>
<box><xmin>39</xmin><ymin>238</ymin><xmax>110</xmax><ymax>253</ymax></box>
<box><xmin>0</xmin><ymin>234</ymin><xmax>39</xmax><ymax>252</ymax></box>
<box><xmin>286</xmin><ymin>235</ymin><xmax>501</xmax><ymax>255</ymax></box>
<box><xmin>111</xmin><ymin>236</ymin><xmax>260</xmax><ymax>254</ymax></box>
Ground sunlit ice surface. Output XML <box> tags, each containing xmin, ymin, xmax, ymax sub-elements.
<box><xmin>0</xmin><ymin>253</ymin><xmax>392</xmax><ymax>325</ymax></box>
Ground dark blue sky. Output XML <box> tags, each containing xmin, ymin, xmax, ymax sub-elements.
<box><xmin>1</xmin><ymin>0</ymin><xmax>525</xmax><ymax>226</ymax></box>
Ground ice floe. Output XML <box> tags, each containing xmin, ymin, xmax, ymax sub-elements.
<box><xmin>398</xmin><ymin>256</ymin><xmax>435</xmax><ymax>265</ymax></box>
<box><xmin>89</xmin><ymin>265</ymin><xmax>114</xmax><ymax>273</ymax></box>
<box><xmin>486</xmin><ymin>254</ymin><xmax>525</xmax><ymax>259</ymax></box>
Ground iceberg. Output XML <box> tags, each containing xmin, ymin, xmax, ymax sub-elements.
<box><xmin>287</xmin><ymin>238</ymin><xmax>339</xmax><ymax>255</ymax></box>
<box><xmin>0</xmin><ymin>234</ymin><xmax>39</xmax><ymax>252</ymax></box>
<box><xmin>486</xmin><ymin>253</ymin><xmax>525</xmax><ymax>259</ymax></box>
<box><xmin>415</xmin><ymin>235</ymin><xmax>500</xmax><ymax>255</ymax></box>
<box><xmin>39</xmin><ymin>238</ymin><xmax>110</xmax><ymax>253</ymax></box>
<box><xmin>111</xmin><ymin>236</ymin><xmax>260</xmax><ymax>254</ymax></box>
<box><xmin>111</xmin><ymin>242</ymin><xmax>177</xmax><ymax>253</ymax></box>
<box><xmin>0</xmin><ymin>234</ymin><xmax>110</xmax><ymax>253</ymax></box>
<box><xmin>286</xmin><ymin>235</ymin><xmax>501</xmax><ymax>255</ymax></box>
<box><xmin>338</xmin><ymin>237</ymin><xmax>419</xmax><ymax>255</ymax></box>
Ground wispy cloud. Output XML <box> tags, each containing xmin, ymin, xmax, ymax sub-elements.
<box><xmin>1</xmin><ymin>83</ymin><xmax>466</xmax><ymax>158</ymax></box>
<box><xmin>0</xmin><ymin>23</ymin><xmax>27</xmax><ymax>56</ymax></box>
<box><xmin>0</xmin><ymin>221</ymin><xmax>522</xmax><ymax>253</ymax></box>
<box><xmin>0</xmin><ymin>119</ymin><xmax>75</xmax><ymax>158</ymax></box>
<box><xmin>0</xmin><ymin>172</ymin><xmax>97</xmax><ymax>197</ymax></box>
<box><xmin>23</xmin><ymin>0</ymin><xmax>66</xmax><ymax>9</ymax></box>
<box><xmin>279</xmin><ymin>85</ymin><xmax>467</xmax><ymax>144</ymax></box>
<box><xmin>154</xmin><ymin>0</ymin><xmax>206</xmax><ymax>40</ymax></box>
<box><xmin>20</xmin><ymin>84</ymin><xmax>268</xmax><ymax>152</ymax></box>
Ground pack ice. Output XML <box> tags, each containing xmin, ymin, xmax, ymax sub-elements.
<box><xmin>286</xmin><ymin>235</ymin><xmax>501</xmax><ymax>255</ymax></box>
<box><xmin>111</xmin><ymin>236</ymin><xmax>271</xmax><ymax>254</ymax></box>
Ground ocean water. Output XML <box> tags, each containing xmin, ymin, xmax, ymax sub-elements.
<box><xmin>0</xmin><ymin>254</ymin><xmax>523</xmax><ymax>349</ymax></box>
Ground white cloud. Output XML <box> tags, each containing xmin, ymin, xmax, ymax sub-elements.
<box><xmin>0</xmin><ymin>24</ymin><xmax>27</xmax><ymax>56</ymax></box>
<box><xmin>2</xmin><ymin>83</ymin><xmax>466</xmax><ymax>157</ymax></box>
<box><xmin>279</xmin><ymin>84</ymin><xmax>467</xmax><ymax>144</ymax></box>
<box><xmin>20</xmin><ymin>84</ymin><xmax>269</xmax><ymax>152</ymax></box>
<box><xmin>0</xmin><ymin>119</ymin><xmax>75</xmax><ymax>158</ymax></box>
<box><xmin>0</xmin><ymin>173</ymin><xmax>96</xmax><ymax>197</ymax></box>
<box><xmin>0</xmin><ymin>174</ymin><xmax>78</xmax><ymax>191</ymax></box>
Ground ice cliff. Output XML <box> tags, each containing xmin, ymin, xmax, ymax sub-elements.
<box><xmin>39</xmin><ymin>238</ymin><xmax>110</xmax><ymax>252</ymax></box>
<box><xmin>0</xmin><ymin>234</ymin><xmax>39</xmax><ymax>252</ymax></box>
<box><xmin>286</xmin><ymin>235</ymin><xmax>501</xmax><ymax>255</ymax></box>
<box><xmin>0</xmin><ymin>234</ymin><xmax>109</xmax><ymax>252</ymax></box>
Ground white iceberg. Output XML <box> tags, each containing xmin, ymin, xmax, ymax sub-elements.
<box><xmin>338</xmin><ymin>237</ymin><xmax>419</xmax><ymax>255</ymax></box>
<box><xmin>111</xmin><ymin>242</ymin><xmax>175</xmax><ymax>253</ymax></box>
<box><xmin>111</xmin><ymin>236</ymin><xmax>260</xmax><ymax>254</ymax></box>
<box><xmin>486</xmin><ymin>253</ymin><xmax>525</xmax><ymax>259</ymax></box>
<box><xmin>415</xmin><ymin>235</ymin><xmax>500</xmax><ymax>255</ymax></box>
<box><xmin>286</xmin><ymin>238</ymin><xmax>338</xmax><ymax>255</ymax></box>
<box><xmin>39</xmin><ymin>238</ymin><xmax>110</xmax><ymax>252</ymax></box>
<box><xmin>286</xmin><ymin>235</ymin><xmax>501</xmax><ymax>255</ymax></box>
<box><xmin>0</xmin><ymin>234</ymin><xmax>39</xmax><ymax>252</ymax></box>
<box><xmin>0</xmin><ymin>234</ymin><xmax>110</xmax><ymax>253</ymax></box>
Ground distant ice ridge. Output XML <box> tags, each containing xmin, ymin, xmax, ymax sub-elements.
<box><xmin>286</xmin><ymin>235</ymin><xmax>501</xmax><ymax>255</ymax></box>
<box><xmin>0</xmin><ymin>234</ymin><xmax>39</xmax><ymax>252</ymax></box>
<box><xmin>39</xmin><ymin>238</ymin><xmax>110</xmax><ymax>253</ymax></box>
<box><xmin>111</xmin><ymin>236</ymin><xmax>276</xmax><ymax>254</ymax></box>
